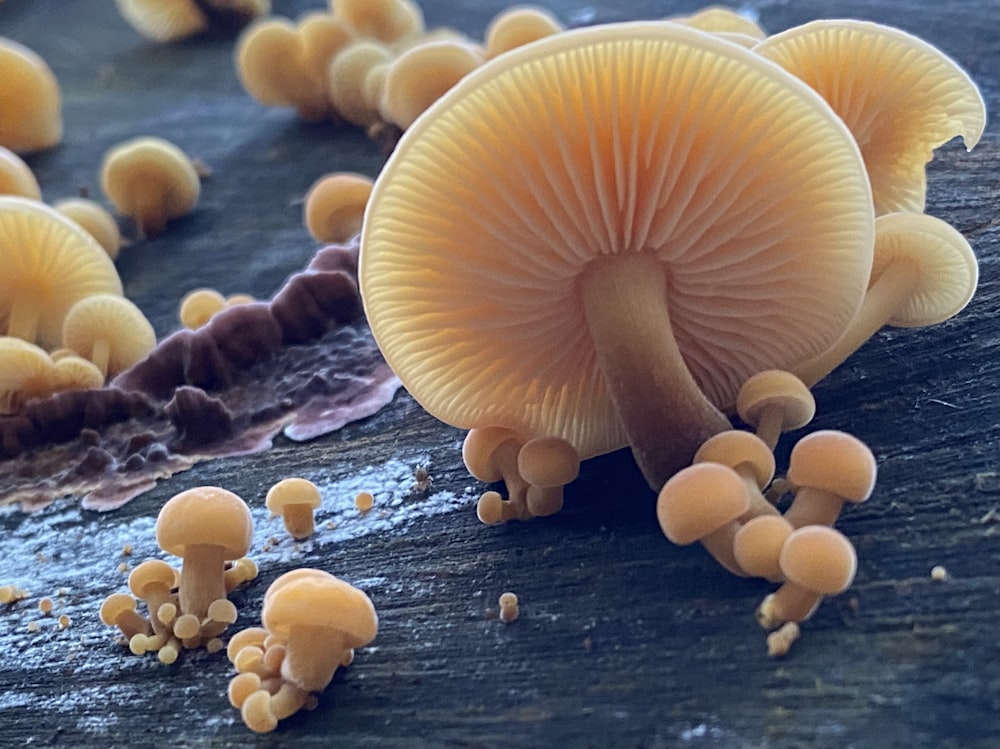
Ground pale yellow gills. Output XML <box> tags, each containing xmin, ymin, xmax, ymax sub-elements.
<box><xmin>329</xmin><ymin>0</ymin><xmax>424</xmax><ymax>44</ymax></box>
<box><xmin>793</xmin><ymin>211</ymin><xmax>978</xmax><ymax>387</ymax></box>
<box><xmin>0</xmin><ymin>37</ymin><xmax>62</xmax><ymax>153</ymax></box>
<box><xmin>755</xmin><ymin>20</ymin><xmax>986</xmax><ymax>215</ymax></box>
<box><xmin>0</xmin><ymin>197</ymin><xmax>122</xmax><ymax>347</ymax></box>
<box><xmin>304</xmin><ymin>172</ymin><xmax>374</xmax><ymax>243</ymax></box>
<box><xmin>0</xmin><ymin>337</ymin><xmax>56</xmax><ymax>413</ymax></box>
<box><xmin>360</xmin><ymin>22</ymin><xmax>875</xmax><ymax>489</ymax></box>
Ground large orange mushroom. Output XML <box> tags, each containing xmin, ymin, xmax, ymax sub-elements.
<box><xmin>360</xmin><ymin>22</ymin><xmax>875</xmax><ymax>489</ymax></box>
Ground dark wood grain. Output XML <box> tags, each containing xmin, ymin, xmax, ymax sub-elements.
<box><xmin>1</xmin><ymin>1</ymin><xmax>998</xmax><ymax>747</ymax></box>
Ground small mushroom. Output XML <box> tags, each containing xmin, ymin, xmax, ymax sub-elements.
<box><xmin>99</xmin><ymin>592</ymin><xmax>152</xmax><ymax>641</ymax></box>
<box><xmin>61</xmin><ymin>294</ymin><xmax>156</xmax><ymax>379</ymax></box>
<box><xmin>693</xmin><ymin>430</ymin><xmax>778</xmax><ymax>521</ymax></box>
<box><xmin>0</xmin><ymin>37</ymin><xmax>62</xmax><ymax>153</ymax></box>
<box><xmin>483</xmin><ymin>6</ymin><xmax>563</xmax><ymax>60</ymax></box>
<box><xmin>517</xmin><ymin>435</ymin><xmax>580</xmax><ymax>518</ymax></box>
<box><xmin>793</xmin><ymin>212</ymin><xmax>979</xmax><ymax>387</ymax></box>
<box><xmin>327</xmin><ymin>39</ymin><xmax>393</xmax><ymax>127</ymax></box>
<box><xmin>179</xmin><ymin>287</ymin><xmax>227</xmax><ymax>329</ymax></box>
<box><xmin>100</xmin><ymin>136</ymin><xmax>200</xmax><ymax>238</ymax></box>
<box><xmin>265</xmin><ymin>477</ymin><xmax>323</xmax><ymax>539</ymax></box>
<box><xmin>303</xmin><ymin>172</ymin><xmax>374</xmax><ymax>244</ymax></box>
<box><xmin>128</xmin><ymin>559</ymin><xmax>178</xmax><ymax>636</ymax></box>
<box><xmin>52</xmin><ymin>355</ymin><xmax>105</xmax><ymax>393</ymax></box>
<box><xmin>755</xmin><ymin>20</ymin><xmax>986</xmax><ymax>215</ymax></box>
<box><xmin>52</xmin><ymin>198</ymin><xmax>123</xmax><ymax>260</ymax></box>
<box><xmin>463</xmin><ymin>427</ymin><xmax>529</xmax><ymax>521</ymax></box>
<box><xmin>330</xmin><ymin>0</ymin><xmax>424</xmax><ymax>44</ymax></box>
<box><xmin>783</xmin><ymin>430</ymin><xmax>877</xmax><ymax>529</ymax></box>
<box><xmin>155</xmin><ymin>486</ymin><xmax>254</xmax><ymax>620</ymax></box>
<box><xmin>731</xmin><ymin>514</ymin><xmax>794</xmax><ymax>582</ymax></box>
<box><xmin>261</xmin><ymin>568</ymin><xmax>377</xmax><ymax>693</ymax></box>
<box><xmin>735</xmin><ymin>370</ymin><xmax>815</xmax><ymax>450</ymax></box>
<box><xmin>0</xmin><ymin>146</ymin><xmax>42</xmax><ymax>199</ymax></box>
<box><xmin>0</xmin><ymin>196</ymin><xmax>122</xmax><ymax>347</ymax></box>
<box><xmin>757</xmin><ymin>525</ymin><xmax>858</xmax><ymax>628</ymax></box>
<box><xmin>656</xmin><ymin>462</ymin><xmax>751</xmax><ymax>577</ymax></box>
<box><xmin>360</xmin><ymin>22</ymin><xmax>875</xmax><ymax>490</ymax></box>
<box><xmin>0</xmin><ymin>337</ymin><xmax>56</xmax><ymax>414</ymax></box>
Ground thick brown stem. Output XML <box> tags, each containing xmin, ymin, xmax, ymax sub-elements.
<box><xmin>581</xmin><ymin>254</ymin><xmax>730</xmax><ymax>490</ymax></box>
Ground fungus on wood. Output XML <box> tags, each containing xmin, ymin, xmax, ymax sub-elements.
<box><xmin>360</xmin><ymin>22</ymin><xmax>876</xmax><ymax>492</ymax></box>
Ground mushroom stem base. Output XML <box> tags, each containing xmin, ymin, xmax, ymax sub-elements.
<box><xmin>581</xmin><ymin>254</ymin><xmax>730</xmax><ymax>490</ymax></box>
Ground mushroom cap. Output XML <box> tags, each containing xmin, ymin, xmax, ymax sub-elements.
<box><xmin>755</xmin><ymin>19</ymin><xmax>987</xmax><ymax>215</ymax></box>
<box><xmin>0</xmin><ymin>37</ymin><xmax>63</xmax><ymax>153</ymax></box>
<box><xmin>298</xmin><ymin>12</ymin><xmax>355</xmax><ymax>91</ymax></box>
<box><xmin>484</xmin><ymin>6</ymin><xmax>564</xmax><ymax>60</ymax></box>
<box><xmin>113</xmin><ymin>0</ymin><xmax>209</xmax><ymax>42</ymax></box>
<box><xmin>668</xmin><ymin>6</ymin><xmax>767</xmax><ymax>40</ymax></box>
<box><xmin>869</xmin><ymin>212</ymin><xmax>979</xmax><ymax>327</ymax></box>
<box><xmin>778</xmin><ymin>525</ymin><xmax>857</xmax><ymax>595</ymax></box>
<box><xmin>262</xmin><ymin>568</ymin><xmax>378</xmax><ymax>648</ymax></box>
<box><xmin>100</xmin><ymin>136</ymin><xmax>200</xmax><ymax>234</ymax></box>
<box><xmin>179</xmin><ymin>287</ymin><xmax>227</xmax><ymax>329</ymax></box>
<box><xmin>128</xmin><ymin>558</ymin><xmax>178</xmax><ymax>598</ymax></box>
<box><xmin>304</xmin><ymin>172</ymin><xmax>374</xmax><ymax>243</ymax></box>
<box><xmin>265</xmin><ymin>477</ymin><xmax>323</xmax><ymax>513</ymax></box>
<box><xmin>732</xmin><ymin>515</ymin><xmax>793</xmax><ymax>580</ymax></box>
<box><xmin>0</xmin><ymin>336</ymin><xmax>55</xmax><ymax>413</ymax></box>
<box><xmin>735</xmin><ymin>369</ymin><xmax>815</xmax><ymax>432</ymax></box>
<box><xmin>0</xmin><ymin>196</ymin><xmax>122</xmax><ymax>348</ymax></box>
<box><xmin>52</xmin><ymin>198</ymin><xmax>122</xmax><ymax>260</ymax></box>
<box><xmin>62</xmin><ymin>294</ymin><xmax>157</xmax><ymax>377</ymax></box>
<box><xmin>328</xmin><ymin>39</ymin><xmax>394</xmax><ymax>126</ymax></box>
<box><xmin>52</xmin><ymin>355</ymin><xmax>105</xmax><ymax>392</ymax></box>
<box><xmin>330</xmin><ymin>0</ymin><xmax>424</xmax><ymax>44</ymax></box>
<box><xmin>693</xmin><ymin>430</ymin><xmax>775</xmax><ymax>489</ymax></box>
<box><xmin>786</xmin><ymin>429</ymin><xmax>877</xmax><ymax>503</ymax></box>
<box><xmin>0</xmin><ymin>146</ymin><xmax>42</xmax><ymax>199</ymax></box>
<box><xmin>99</xmin><ymin>592</ymin><xmax>138</xmax><ymax>625</ymax></box>
<box><xmin>517</xmin><ymin>435</ymin><xmax>580</xmax><ymax>487</ymax></box>
<box><xmin>656</xmin><ymin>462</ymin><xmax>749</xmax><ymax>545</ymax></box>
<box><xmin>156</xmin><ymin>486</ymin><xmax>254</xmax><ymax>559</ymax></box>
<box><xmin>360</xmin><ymin>22</ymin><xmax>874</xmax><ymax>460</ymax></box>
<box><xmin>462</xmin><ymin>426</ymin><xmax>522</xmax><ymax>482</ymax></box>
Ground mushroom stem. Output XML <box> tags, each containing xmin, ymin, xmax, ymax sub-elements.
<box><xmin>753</xmin><ymin>409</ymin><xmax>786</xmax><ymax>452</ymax></box>
<box><xmin>581</xmin><ymin>254</ymin><xmax>731</xmax><ymax>488</ymax></box>
<box><xmin>793</xmin><ymin>258</ymin><xmax>919</xmax><ymax>387</ymax></box>
<box><xmin>281</xmin><ymin>624</ymin><xmax>348</xmax><ymax>692</ymax></box>
<box><xmin>5</xmin><ymin>297</ymin><xmax>40</xmax><ymax>342</ymax></box>
<box><xmin>133</xmin><ymin>189</ymin><xmax>168</xmax><ymax>238</ymax></box>
<box><xmin>178</xmin><ymin>543</ymin><xmax>229</xmax><ymax>620</ymax></box>
<box><xmin>89</xmin><ymin>337</ymin><xmax>112</xmax><ymax>379</ymax></box>
<box><xmin>783</xmin><ymin>486</ymin><xmax>848</xmax><ymax>528</ymax></box>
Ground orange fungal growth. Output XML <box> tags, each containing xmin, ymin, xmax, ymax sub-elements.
<box><xmin>735</xmin><ymin>370</ymin><xmax>815</xmax><ymax>450</ymax></box>
<box><xmin>0</xmin><ymin>337</ymin><xmax>56</xmax><ymax>414</ymax></box>
<box><xmin>179</xmin><ymin>287</ymin><xmax>227</xmax><ymax>329</ymax></box>
<box><xmin>354</xmin><ymin>491</ymin><xmax>374</xmax><ymax>512</ymax></box>
<box><xmin>99</xmin><ymin>592</ymin><xmax>152</xmax><ymax>641</ymax></box>
<box><xmin>114</xmin><ymin>0</ymin><xmax>269</xmax><ymax>42</ymax></box>
<box><xmin>463</xmin><ymin>427</ymin><xmax>529</xmax><ymax>522</ymax></box>
<box><xmin>498</xmin><ymin>591</ymin><xmax>520</xmax><ymax>623</ymax></box>
<box><xmin>52</xmin><ymin>198</ymin><xmax>123</xmax><ymax>260</ymax></box>
<box><xmin>330</xmin><ymin>0</ymin><xmax>424</xmax><ymax>44</ymax></box>
<box><xmin>61</xmin><ymin>294</ymin><xmax>156</xmax><ymax>379</ymax></box>
<box><xmin>100</xmin><ymin>136</ymin><xmax>200</xmax><ymax>238</ymax></box>
<box><xmin>693</xmin><ymin>430</ymin><xmax>778</xmax><ymax>522</ymax></box>
<box><xmin>304</xmin><ymin>172</ymin><xmax>374</xmax><ymax>243</ymax></box>
<box><xmin>298</xmin><ymin>12</ymin><xmax>356</xmax><ymax>97</ymax></box>
<box><xmin>52</xmin><ymin>354</ymin><xmax>105</xmax><ymax>393</ymax></box>
<box><xmin>484</xmin><ymin>6</ymin><xmax>563</xmax><ymax>60</ymax></box>
<box><xmin>0</xmin><ymin>146</ymin><xmax>42</xmax><ymax>199</ymax></box>
<box><xmin>327</xmin><ymin>39</ymin><xmax>393</xmax><ymax>127</ymax></box>
<box><xmin>266</xmin><ymin>477</ymin><xmax>323</xmax><ymax>539</ymax></box>
<box><xmin>517</xmin><ymin>435</ymin><xmax>580</xmax><ymax>518</ymax></box>
<box><xmin>0</xmin><ymin>38</ymin><xmax>62</xmax><ymax>153</ymax></box>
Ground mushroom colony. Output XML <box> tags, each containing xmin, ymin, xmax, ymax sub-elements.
<box><xmin>0</xmin><ymin>0</ymin><xmax>989</xmax><ymax>736</ymax></box>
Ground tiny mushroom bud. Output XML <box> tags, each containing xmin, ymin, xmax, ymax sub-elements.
<box><xmin>303</xmin><ymin>172</ymin><xmax>374</xmax><ymax>244</ymax></box>
<box><xmin>155</xmin><ymin>486</ymin><xmax>254</xmax><ymax>620</ymax></box>
<box><xmin>52</xmin><ymin>198</ymin><xmax>122</xmax><ymax>260</ymax></box>
<box><xmin>265</xmin><ymin>477</ymin><xmax>323</xmax><ymax>539</ymax></box>
<box><xmin>735</xmin><ymin>370</ymin><xmax>815</xmax><ymax>451</ymax></box>
<box><xmin>128</xmin><ymin>558</ymin><xmax>178</xmax><ymax>636</ymax></box>
<box><xmin>0</xmin><ymin>38</ymin><xmax>62</xmax><ymax>153</ymax></box>
<box><xmin>113</xmin><ymin>0</ymin><xmax>209</xmax><ymax>42</ymax></box>
<box><xmin>0</xmin><ymin>146</ymin><xmax>42</xmax><ymax>199</ymax></box>
<box><xmin>783</xmin><ymin>430</ymin><xmax>878</xmax><ymax>529</ymax></box>
<box><xmin>484</xmin><ymin>6</ymin><xmax>563</xmax><ymax>60</ymax></box>
<box><xmin>668</xmin><ymin>6</ymin><xmax>767</xmax><ymax>40</ymax></box>
<box><xmin>99</xmin><ymin>592</ymin><xmax>152</xmax><ymax>640</ymax></box>
<box><xmin>463</xmin><ymin>427</ymin><xmax>529</xmax><ymax>520</ymax></box>
<box><xmin>52</xmin><ymin>354</ymin><xmax>105</xmax><ymax>393</ymax></box>
<box><xmin>656</xmin><ymin>462</ymin><xmax>751</xmax><ymax>577</ymax></box>
<box><xmin>101</xmin><ymin>136</ymin><xmax>200</xmax><ymax>238</ymax></box>
<box><xmin>757</xmin><ymin>525</ymin><xmax>858</xmax><ymax>629</ymax></box>
<box><xmin>61</xmin><ymin>294</ymin><xmax>156</xmax><ymax>379</ymax></box>
<box><xmin>517</xmin><ymin>435</ymin><xmax>580</xmax><ymax>518</ymax></box>
<box><xmin>327</xmin><ymin>39</ymin><xmax>393</xmax><ymax>127</ymax></box>
<box><xmin>330</xmin><ymin>0</ymin><xmax>424</xmax><ymax>44</ymax></box>
<box><xmin>693</xmin><ymin>430</ymin><xmax>778</xmax><ymax>521</ymax></box>
<box><xmin>0</xmin><ymin>337</ymin><xmax>56</xmax><ymax>414</ymax></box>
<box><xmin>732</xmin><ymin>514</ymin><xmax>794</xmax><ymax>583</ymax></box>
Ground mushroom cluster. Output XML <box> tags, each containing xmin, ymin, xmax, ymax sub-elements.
<box><xmin>226</xmin><ymin>568</ymin><xmax>377</xmax><ymax>733</ymax></box>
<box><xmin>99</xmin><ymin>486</ymin><xmax>258</xmax><ymax>663</ymax></box>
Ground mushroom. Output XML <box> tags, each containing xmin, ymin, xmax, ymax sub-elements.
<box><xmin>298</xmin><ymin>11</ymin><xmax>356</xmax><ymax>98</ymax></box>
<box><xmin>128</xmin><ymin>559</ymin><xmax>178</xmax><ymax>636</ymax></box>
<box><xmin>0</xmin><ymin>337</ymin><xmax>56</xmax><ymax>413</ymax></box>
<box><xmin>668</xmin><ymin>6</ymin><xmax>767</xmax><ymax>40</ymax></box>
<box><xmin>62</xmin><ymin>294</ymin><xmax>157</xmax><ymax>379</ymax></box>
<box><xmin>155</xmin><ymin>486</ymin><xmax>254</xmax><ymax>620</ymax></box>
<box><xmin>754</xmin><ymin>19</ymin><xmax>986</xmax><ymax>215</ymax></box>
<box><xmin>517</xmin><ymin>435</ymin><xmax>580</xmax><ymax>517</ymax></box>
<box><xmin>0</xmin><ymin>196</ymin><xmax>122</xmax><ymax>347</ymax></box>
<box><xmin>0</xmin><ymin>146</ymin><xmax>42</xmax><ymax>199</ymax></box>
<box><xmin>179</xmin><ymin>287</ymin><xmax>227</xmax><ymax>329</ymax></box>
<box><xmin>261</xmin><ymin>568</ymin><xmax>377</xmax><ymax>692</ymax></box>
<box><xmin>0</xmin><ymin>37</ymin><xmax>62</xmax><ymax>153</ymax></box>
<box><xmin>731</xmin><ymin>514</ymin><xmax>793</xmax><ymax>582</ymax></box>
<box><xmin>100</xmin><ymin>136</ymin><xmax>201</xmax><ymax>238</ymax></box>
<box><xmin>378</xmin><ymin>38</ymin><xmax>483</xmax><ymax>130</ymax></box>
<box><xmin>735</xmin><ymin>370</ymin><xmax>815</xmax><ymax>450</ymax></box>
<box><xmin>692</xmin><ymin>430</ymin><xmax>778</xmax><ymax>521</ymax></box>
<box><xmin>783</xmin><ymin>430</ymin><xmax>878</xmax><ymax>529</ymax></box>
<box><xmin>99</xmin><ymin>592</ymin><xmax>152</xmax><ymax>641</ymax></box>
<box><xmin>360</xmin><ymin>23</ymin><xmax>875</xmax><ymax>490</ymax></box>
<box><xmin>52</xmin><ymin>198</ymin><xmax>123</xmax><ymax>260</ymax></box>
<box><xmin>792</xmin><ymin>212</ymin><xmax>978</xmax><ymax>387</ymax></box>
<box><xmin>330</xmin><ymin>0</ymin><xmax>424</xmax><ymax>44</ymax></box>
<box><xmin>303</xmin><ymin>172</ymin><xmax>374</xmax><ymax>244</ymax></box>
<box><xmin>656</xmin><ymin>462</ymin><xmax>750</xmax><ymax>577</ymax></box>
<box><xmin>265</xmin><ymin>477</ymin><xmax>323</xmax><ymax>539</ymax></box>
<box><xmin>52</xmin><ymin>355</ymin><xmax>105</xmax><ymax>393</ymax></box>
<box><xmin>327</xmin><ymin>39</ymin><xmax>393</xmax><ymax>127</ymax></box>
<box><xmin>463</xmin><ymin>427</ymin><xmax>529</xmax><ymax>521</ymax></box>
<box><xmin>757</xmin><ymin>525</ymin><xmax>858</xmax><ymax>628</ymax></box>
<box><xmin>114</xmin><ymin>0</ymin><xmax>269</xmax><ymax>42</ymax></box>
<box><xmin>484</xmin><ymin>6</ymin><xmax>563</xmax><ymax>60</ymax></box>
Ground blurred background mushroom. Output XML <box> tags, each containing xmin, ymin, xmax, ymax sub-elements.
<box><xmin>0</xmin><ymin>36</ymin><xmax>62</xmax><ymax>153</ymax></box>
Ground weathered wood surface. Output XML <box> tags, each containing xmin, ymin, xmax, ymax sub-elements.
<box><xmin>1</xmin><ymin>0</ymin><xmax>998</xmax><ymax>747</ymax></box>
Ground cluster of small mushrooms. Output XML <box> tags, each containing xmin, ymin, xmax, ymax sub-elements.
<box><xmin>99</xmin><ymin>478</ymin><xmax>377</xmax><ymax>733</ymax></box>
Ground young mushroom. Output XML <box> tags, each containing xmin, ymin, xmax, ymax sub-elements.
<box><xmin>0</xmin><ymin>37</ymin><xmax>62</xmax><ymax>153</ymax></box>
<box><xmin>783</xmin><ymin>430</ymin><xmax>878</xmax><ymax>529</ymax></box>
<box><xmin>0</xmin><ymin>337</ymin><xmax>56</xmax><ymax>413</ymax></box>
<box><xmin>792</xmin><ymin>212</ymin><xmax>979</xmax><ymax>387</ymax></box>
<box><xmin>327</xmin><ymin>39</ymin><xmax>393</xmax><ymax>127</ymax></box>
<box><xmin>463</xmin><ymin>427</ymin><xmax>529</xmax><ymax>522</ymax></box>
<box><xmin>52</xmin><ymin>198</ymin><xmax>123</xmax><ymax>260</ymax></box>
<box><xmin>692</xmin><ymin>430</ymin><xmax>779</xmax><ymax>521</ymax></box>
<box><xmin>755</xmin><ymin>20</ymin><xmax>986</xmax><ymax>215</ymax></box>
<box><xmin>668</xmin><ymin>6</ymin><xmax>767</xmax><ymax>41</ymax></box>
<box><xmin>265</xmin><ymin>477</ymin><xmax>323</xmax><ymax>539</ymax></box>
<box><xmin>155</xmin><ymin>486</ymin><xmax>254</xmax><ymax>621</ymax></box>
<box><xmin>484</xmin><ymin>6</ymin><xmax>563</xmax><ymax>60</ymax></box>
<box><xmin>757</xmin><ymin>525</ymin><xmax>858</xmax><ymax>629</ymax></box>
<box><xmin>517</xmin><ymin>435</ymin><xmax>580</xmax><ymax>518</ymax></box>
<box><xmin>360</xmin><ymin>22</ymin><xmax>875</xmax><ymax>492</ymax></box>
<box><xmin>100</xmin><ymin>136</ymin><xmax>201</xmax><ymax>238</ymax></box>
<box><xmin>178</xmin><ymin>287</ymin><xmax>227</xmax><ymax>329</ymax></box>
<box><xmin>303</xmin><ymin>172</ymin><xmax>374</xmax><ymax>244</ymax></box>
<box><xmin>656</xmin><ymin>462</ymin><xmax>751</xmax><ymax>577</ymax></box>
<box><xmin>0</xmin><ymin>146</ymin><xmax>42</xmax><ymax>199</ymax></box>
<box><xmin>731</xmin><ymin>514</ymin><xmax>794</xmax><ymax>583</ymax></box>
<box><xmin>330</xmin><ymin>0</ymin><xmax>424</xmax><ymax>44</ymax></box>
<box><xmin>734</xmin><ymin>370</ymin><xmax>815</xmax><ymax>451</ymax></box>
<box><xmin>61</xmin><ymin>294</ymin><xmax>157</xmax><ymax>379</ymax></box>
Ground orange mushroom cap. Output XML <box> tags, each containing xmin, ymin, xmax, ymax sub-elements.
<box><xmin>62</xmin><ymin>294</ymin><xmax>156</xmax><ymax>378</ymax></box>
<box><xmin>52</xmin><ymin>198</ymin><xmax>123</xmax><ymax>260</ymax></box>
<box><xmin>303</xmin><ymin>172</ymin><xmax>374</xmax><ymax>243</ymax></box>
<box><xmin>360</xmin><ymin>22</ymin><xmax>875</xmax><ymax>488</ymax></box>
<box><xmin>0</xmin><ymin>37</ymin><xmax>62</xmax><ymax>153</ymax></box>
<box><xmin>484</xmin><ymin>6</ymin><xmax>564</xmax><ymax>60</ymax></box>
<box><xmin>0</xmin><ymin>146</ymin><xmax>42</xmax><ymax>199</ymax></box>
